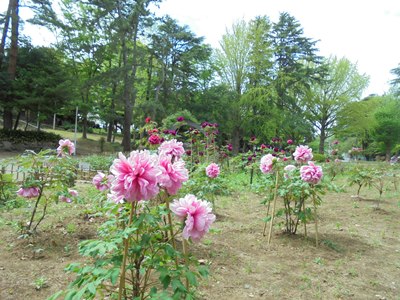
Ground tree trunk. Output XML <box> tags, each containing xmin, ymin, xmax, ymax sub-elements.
<box><xmin>318</xmin><ymin>126</ymin><xmax>326</xmax><ymax>154</ymax></box>
<box><xmin>121</xmin><ymin>32</ymin><xmax>132</xmax><ymax>152</ymax></box>
<box><xmin>232</xmin><ymin>126</ymin><xmax>241</xmax><ymax>155</ymax></box>
<box><xmin>82</xmin><ymin>113</ymin><xmax>88</xmax><ymax>139</ymax></box>
<box><xmin>13</xmin><ymin>110</ymin><xmax>20</xmax><ymax>130</ymax></box>
<box><xmin>0</xmin><ymin>0</ymin><xmax>12</xmax><ymax>70</ymax></box>
<box><xmin>3</xmin><ymin>0</ymin><xmax>19</xmax><ymax>130</ymax></box>
<box><xmin>107</xmin><ymin>122</ymin><xmax>113</xmax><ymax>142</ymax></box>
<box><xmin>107</xmin><ymin>80</ymin><xmax>117</xmax><ymax>143</ymax></box>
<box><xmin>385</xmin><ymin>143</ymin><xmax>392</xmax><ymax>161</ymax></box>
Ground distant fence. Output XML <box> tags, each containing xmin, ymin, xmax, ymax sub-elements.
<box><xmin>0</xmin><ymin>161</ymin><xmax>107</xmax><ymax>184</ymax></box>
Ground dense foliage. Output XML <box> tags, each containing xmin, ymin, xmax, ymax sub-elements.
<box><xmin>1</xmin><ymin>1</ymin><xmax>400</xmax><ymax>157</ymax></box>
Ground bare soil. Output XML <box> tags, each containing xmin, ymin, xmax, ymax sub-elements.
<box><xmin>1</xmin><ymin>177</ymin><xmax>399</xmax><ymax>300</ymax></box>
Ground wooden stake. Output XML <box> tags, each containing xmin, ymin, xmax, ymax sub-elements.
<box><xmin>267</xmin><ymin>170</ymin><xmax>279</xmax><ymax>245</ymax></box>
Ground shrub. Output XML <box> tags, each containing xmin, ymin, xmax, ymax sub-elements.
<box><xmin>78</xmin><ymin>154</ymin><xmax>116</xmax><ymax>171</ymax></box>
<box><xmin>313</xmin><ymin>153</ymin><xmax>326</xmax><ymax>163</ymax></box>
<box><xmin>0</xmin><ymin>129</ymin><xmax>61</xmax><ymax>144</ymax></box>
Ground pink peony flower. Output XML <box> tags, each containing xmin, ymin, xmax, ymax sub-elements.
<box><xmin>57</xmin><ymin>139</ymin><xmax>75</xmax><ymax>156</ymax></box>
<box><xmin>17</xmin><ymin>187</ymin><xmax>40</xmax><ymax>199</ymax></box>
<box><xmin>145</xmin><ymin>117</ymin><xmax>151</xmax><ymax>123</ymax></box>
<box><xmin>260</xmin><ymin>154</ymin><xmax>277</xmax><ymax>174</ymax></box>
<box><xmin>108</xmin><ymin>191</ymin><xmax>125</xmax><ymax>204</ymax></box>
<box><xmin>300</xmin><ymin>161</ymin><xmax>323</xmax><ymax>184</ymax></box>
<box><xmin>284</xmin><ymin>164</ymin><xmax>296</xmax><ymax>179</ymax></box>
<box><xmin>110</xmin><ymin>151</ymin><xmax>161</xmax><ymax>202</ymax></box>
<box><xmin>170</xmin><ymin>194</ymin><xmax>216</xmax><ymax>242</ymax></box>
<box><xmin>284</xmin><ymin>164</ymin><xmax>296</xmax><ymax>172</ymax></box>
<box><xmin>287</xmin><ymin>139</ymin><xmax>293</xmax><ymax>145</ymax></box>
<box><xmin>227</xmin><ymin>144</ymin><xmax>233</xmax><ymax>151</ymax></box>
<box><xmin>206</xmin><ymin>163</ymin><xmax>220</xmax><ymax>178</ymax></box>
<box><xmin>158</xmin><ymin>155</ymin><xmax>189</xmax><ymax>195</ymax></box>
<box><xmin>293</xmin><ymin>145</ymin><xmax>313</xmax><ymax>162</ymax></box>
<box><xmin>176</xmin><ymin>116</ymin><xmax>184</xmax><ymax>122</ymax></box>
<box><xmin>148</xmin><ymin>134</ymin><xmax>162</xmax><ymax>145</ymax></box>
<box><xmin>158</xmin><ymin>139</ymin><xmax>185</xmax><ymax>159</ymax></box>
<box><xmin>59</xmin><ymin>189</ymin><xmax>78</xmax><ymax>203</ymax></box>
<box><xmin>92</xmin><ymin>172</ymin><xmax>113</xmax><ymax>192</ymax></box>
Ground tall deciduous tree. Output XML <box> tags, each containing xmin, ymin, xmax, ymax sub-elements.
<box><xmin>336</xmin><ymin>95</ymin><xmax>380</xmax><ymax>153</ymax></box>
<box><xmin>303</xmin><ymin>56</ymin><xmax>369</xmax><ymax>153</ymax></box>
<box><xmin>214</xmin><ymin>19</ymin><xmax>251</xmax><ymax>152</ymax></box>
<box><xmin>1</xmin><ymin>0</ymin><xmax>19</xmax><ymax>129</ymax></box>
<box><xmin>373</xmin><ymin>95</ymin><xmax>400</xmax><ymax>160</ymax></box>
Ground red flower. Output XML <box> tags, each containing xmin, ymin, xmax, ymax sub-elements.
<box><xmin>145</xmin><ymin>117</ymin><xmax>151</xmax><ymax>123</ymax></box>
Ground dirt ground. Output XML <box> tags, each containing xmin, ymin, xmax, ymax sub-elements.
<box><xmin>0</xmin><ymin>176</ymin><xmax>399</xmax><ymax>300</ymax></box>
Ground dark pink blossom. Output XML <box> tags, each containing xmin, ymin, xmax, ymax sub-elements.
<box><xmin>148</xmin><ymin>134</ymin><xmax>161</xmax><ymax>145</ymax></box>
<box><xmin>170</xmin><ymin>194</ymin><xmax>216</xmax><ymax>242</ymax></box>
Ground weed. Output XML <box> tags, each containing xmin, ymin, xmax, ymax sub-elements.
<box><xmin>348</xmin><ymin>268</ymin><xmax>358</xmax><ymax>277</ymax></box>
<box><xmin>66</xmin><ymin>223</ymin><xmax>76</xmax><ymax>234</ymax></box>
<box><xmin>322</xmin><ymin>239</ymin><xmax>342</xmax><ymax>252</ymax></box>
<box><xmin>313</xmin><ymin>257</ymin><xmax>323</xmax><ymax>265</ymax></box>
<box><xmin>34</xmin><ymin>276</ymin><xmax>48</xmax><ymax>290</ymax></box>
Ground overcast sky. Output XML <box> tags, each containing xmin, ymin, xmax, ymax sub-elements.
<box><xmin>2</xmin><ymin>0</ymin><xmax>400</xmax><ymax>97</ymax></box>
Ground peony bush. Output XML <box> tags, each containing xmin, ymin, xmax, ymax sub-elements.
<box><xmin>259</xmin><ymin>144</ymin><xmax>332</xmax><ymax>246</ymax></box>
<box><xmin>51</xmin><ymin>139</ymin><xmax>216</xmax><ymax>300</ymax></box>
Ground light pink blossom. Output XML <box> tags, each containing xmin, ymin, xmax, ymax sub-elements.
<box><xmin>284</xmin><ymin>164</ymin><xmax>296</xmax><ymax>172</ymax></box>
<box><xmin>92</xmin><ymin>172</ymin><xmax>113</xmax><ymax>192</ymax></box>
<box><xmin>284</xmin><ymin>164</ymin><xmax>296</xmax><ymax>179</ymax></box>
<box><xmin>108</xmin><ymin>191</ymin><xmax>125</xmax><ymax>204</ymax></box>
<box><xmin>17</xmin><ymin>187</ymin><xmax>40</xmax><ymax>198</ymax></box>
<box><xmin>158</xmin><ymin>139</ymin><xmax>185</xmax><ymax>159</ymax></box>
<box><xmin>110</xmin><ymin>150</ymin><xmax>161</xmax><ymax>202</ymax></box>
<box><xmin>205</xmin><ymin>163</ymin><xmax>220</xmax><ymax>178</ymax></box>
<box><xmin>260</xmin><ymin>154</ymin><xmax>277</xmax><ymax>174</ymax></box>
<box><xmin>158</xmin><ymin>155</ymin><xmax>189</xmax><ymax>195</ymax></box>
<box><xmin>293</xmin><ymin>145</ymin><xmax>313</xmax><ymax>162</ymax></box>
<box><xmin>170</xmin><ymin>194</ymin><xmax>216</xmax><ymax>242</ymax></box>
<box><xmin>57</xmin><ymin>139</ymin><xmax>75</xmax><ymax>156</ymax></box>
<box><xmin>300</xmin><ymin>161</ymin><xmax>323</xmax><ymax>184</ymax></box>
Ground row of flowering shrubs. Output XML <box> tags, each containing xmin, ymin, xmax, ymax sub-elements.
<box><xmin>9</xmin><ymin>119</ymin><xmax>394</xmax><ymax>298</ymax></box>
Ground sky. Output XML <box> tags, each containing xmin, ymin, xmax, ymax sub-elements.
<box><xmin>2</xmin><ymin>0</ymin><xmax>400</xmax><ymax>97</ymax></box>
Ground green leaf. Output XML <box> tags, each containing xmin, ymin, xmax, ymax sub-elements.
<box><xmin>64</xmin><ymin>290</ymin><xmax>77</xmax><ymax>300</ymax></box>
<box><xmin>110</xmin><ymin>268</ymin><xmax>120</xmax><ymax>285</ymax></box>
<box><xmin>46</xmin><ymin>290</ymin><xmax>64</xmax><ymax>300</ymax></box>
<box><xmin>87</xmin><ymin>282</ymin><xmax>96</xmax><ymax>295</ymax></box>
<box><xmin>262</xmin><ymin>216</ymin><xmax>271</xmax><ymax>223</ymax></box>
<box><xmin>160</xmin><ymin>272</ymin><xmax>171</xmax><ymax>289</ymax></box>
<box><xmin>171</xmin><ymin>279</ymin><xmax>186</xmax><ymax>292</ymax></box>
<box><xmin>185</xmin><ymin>271</ymin><xmax>197</xmax><ymax>286</ymax></box>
